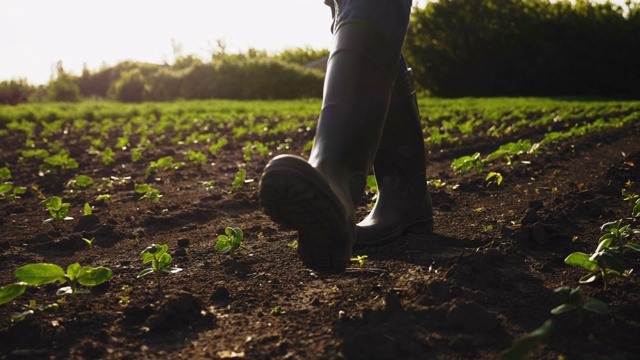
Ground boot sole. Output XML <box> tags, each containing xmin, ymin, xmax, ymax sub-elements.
<box><xmin>259</xmin><ymin>156</ymin><xmax>353</xmax><ymax>273</ymax></box>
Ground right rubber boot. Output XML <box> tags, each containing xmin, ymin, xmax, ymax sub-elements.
<box><xmin>355</xmin><ymin>68</ymin><xmax>434</xmax><ymax>246</ymax></box>
<box><xmin>259</xmin><ymin>20</ymin><xmax>400</xmax><ymax>273</ymax></box>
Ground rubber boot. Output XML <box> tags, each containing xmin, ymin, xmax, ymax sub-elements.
<box><xmin>259</xmin><ymin>20</ymin><xmax>399</xmax><ymax>273</ymax></box>
<box><xmin>355</xmin><ymin>68</ymin><xmax>434</xmax><ymax>246</ymax></box>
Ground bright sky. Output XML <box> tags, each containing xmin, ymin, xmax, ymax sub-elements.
<box><xmin>0</xmin><ymin>0</ymin><xmax>630</xmax><ymax>85</ymax></box>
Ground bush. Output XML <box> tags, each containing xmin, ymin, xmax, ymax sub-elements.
<box><xmin>0</xmin><ymin>79</ymin><xmax>33</xmax><ymax>105</ymax></box>
<box><xmin>108</xmin><ymin>69</ymin><xmax>147</xmax><ymax>103</ymax></box>
<box><xmin>48</xmin><ymin>75</ymin><xmax>80</xmax><ymax>102</ymax></box>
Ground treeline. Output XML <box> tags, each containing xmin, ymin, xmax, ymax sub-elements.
<box><xmin>3</xmin><ymin>0</ymin><xmax>639</xmax><ymax>104</ymax></box>
<box><xmin>1</xmin><ymin>47</ymin><xmax>328</xmax><ymax>104</ymax></box>
<box><xmin>404</xmin><ymin>0</ymin><xmax>640</xmax><ymax>97</ymax></box>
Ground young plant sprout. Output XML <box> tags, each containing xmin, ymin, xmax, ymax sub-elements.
<box><xmin>232</xmin><ymin>169</ymin><xmax>247</xmax><ymax>190</ymax></box>
<box><xmin>83</xmin><ymin>237</ymin><xmax>95</xmax><ymax>252</ymax></box>
<box><xmin>0</xmin><ymin>283</ymin><xmax>28</xmax><ymax>305</ymax></box>
<box><xmin>350</xmin><ymin>255</ymin><xmax>368</xmax><ymax>279</ymax></box>
<box><xmin>83</xmin><ymin>203</ymin><xmax>92</xmax><ymax>215</ymax></box>
<box><xmin>67</xmin><ymin>174</ymin><xmax>94</xmax><ymax>189</ymax></box>
<box><xmin>135</xmin><ymin>183</ymin><xmax>162</xmax><ymax>202</ymax></box>
<box><xmin>138</xmin><ymin>244</ymin><xmax>183</xmax><ymax>278</ymax></box>
<box><xmin>551</xmin><ymin>286</ymin><xmax>607</xmax><ymax>315</ymax></box>
<box><xmin>215</xmin><ymin>227</ymin><xmax>244</xmax><ymax>254</ymax></box>
<box><xmin>13</xmin><ymin>263</ymin><xmax>112</xmax><ymax>305</ymax></box>
<box><xmin>41</xmin><ymin>196</ymin><xmax>74</xmax><ymax>224</ymax></box>
<box><xmin>486</xmin><ymin>171</ymin><xmax>504</xmax><ymax>186</ymax></box>
<box><xmin>11</xmin><ymin>300</ymin><xmax>59</xmax><ymax>323</ymax></box>
<box><xmin>565</xmin><ymin>219</ymin><xmax>639</xmax><ymax>289</ymax></box>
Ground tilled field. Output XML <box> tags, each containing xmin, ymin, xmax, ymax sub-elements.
<box><xmin>1</xmin><ymin>99</ymin><xmax>639</xmax><ymax>359</ymax></box>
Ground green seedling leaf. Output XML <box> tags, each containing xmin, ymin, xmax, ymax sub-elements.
<box><xmin>601</xmin><ymin>219</ymin><xmax>622</xmax><ymax>233</ymax></box>
<box><xmin>232</xmin><ymin>169</ymin><xmax>247</xmax><ymax>190</ymax></box>
<box><xmin>0</xmin><ymin>283</ymin><xmax>27</xmax><ymax>305</ymax></box>
<box><xmin>451</xmin><ymin>152</ymin><xmax>484</xmax><ymax>175</ymax></box>
<box><xmin>633</xmin><ymin>200</ymin><xmax>640</xmax><ymax>217</ymax></box>
<box><xmin>14</xmin><ymin>264</ymin><xmax>66</xmax><ymax>285</ymax></box>
<box><xmin>582</xmin><ymin>298</ymin><xmax>608</xmax><ymax>314</ymax></box>
<box><xmin>486</xmin><ymin>171</ymin><xmax>503</xmax><ymax>186</ymax></box>
<box><xmin>83</xmin><ymin>203</ymin><xmax>92</xmax><ymax>215</ymax></box>
<box><xmin>564</xmin><ymin>252</ymin><xmax>598</xmax><ymax>271</ymax></box>
<box><xmin>216</xmin><ymin>227</ymin><xmax>244</xmax><ymax>254</ymax></box>
<box><xmin>0</xmin><ymin>183</ymin><xmax>11</xmax><ymax>195</ymax></box>
<box><xmin>623</xmin><ymin>242</ymin><xmax>640</xmax><ymax>252</ymax></box>
<box><xmin>138</xmin><ymin>244</ymin><xmax>182</xmax><ymax>278</ymax></box>
<box><xmin>366</xmin><ymin>175</ymin><xmax>378</xmax><ymax>194</ymax></box>
<box><xmin>66</xmin><ymin>263</ymin><xmax>82</xmax><ymax>281</ymax></box>
<box><xmin>0</xmin><ymin>167</ymin><xmax>11</xmax><ymax>180</ymax></box>
<box><xmin>500</xmin><ymin>319</ymin><xmax>553</xmax><ymax>360</ymax></box>
<box><xmin>77</xmin><ymin>266</ymin><xmax>112</xmax><ymax>286</ymax></box>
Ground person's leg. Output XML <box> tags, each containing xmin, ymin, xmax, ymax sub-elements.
<box><xmin>355</xmin><ymin>55</ymin><xmax>434</xmax><ymax>246</ymax></box>
<box><xmin>259</xmin><ymin>0</ymin><xmax>411</xmax><ymax>272</ymax></box>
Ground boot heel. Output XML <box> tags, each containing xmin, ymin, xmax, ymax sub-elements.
<box><xmin>404</xmin><ymin>218</ymin><xmax>434</xmax><ymax>235</ymax></box>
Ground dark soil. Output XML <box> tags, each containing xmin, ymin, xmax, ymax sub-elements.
<box><xmin>1</xmin><ymin>112</ymin><xmax>639</xmax><ymax>359</ymax></box>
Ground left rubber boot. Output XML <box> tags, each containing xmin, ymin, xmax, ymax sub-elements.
<box><xmin>355</xmin><ymin>68</ymin><xmax>434</xmax><ymax>246</ymax></box>
<box><xmin>259</xmin><ymin>20</ymin><xmax>400</xmax><ymax>273</ymax></box>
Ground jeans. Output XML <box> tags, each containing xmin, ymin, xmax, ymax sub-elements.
<box><xmin>325</xmin><ymin>0</ymin><xmax>412</xmax><ymax>69</ymax></box>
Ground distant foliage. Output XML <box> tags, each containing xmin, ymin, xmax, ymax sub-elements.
<box><xmin>405</xmin><ymin>0</ymin><xmax>640</xmax><ymax>98</ymax></box>
<box><xmin>48</xmin><ymin>75</ymin><xmax>80</xmax><ymax>102</ymax></box>
<box><xmin>0</xmin><ymin>79</ymin><xmax>34</xmax><ymax>105</ymax></box>
<box><xmin>69</xmin><ymin>47</ymin><xmax>326</xmax><ymax>102</ymax></box>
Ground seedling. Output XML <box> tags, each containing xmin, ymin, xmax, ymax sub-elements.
<box><xmin>12</xmin><ymin>300</ymin><xmax>59</xmax><ymax>323</ymax></box>
<box><xmin>0</xmin><ymin>167</ymin><xmax>11</xmax><ymax>181</ymax></box>
<box><xmin>232</xmin><ymin>169</ymin><xmax>247</xmax><ymax>190</ymax></box>
<box><xmin>215</xmin><ymin>227</ymin><xmax>244</xmax><ymax>254</ymax></box>
<box><xmin>146</xmin><ymin>156</ymin><xmax>185</xmax><ymax>178</ymax></box>
<box><xmin>0</xmin><ymin>183</ymin><xmax>26</xmax><ymax>202</ymax></box>
<box><xmin>451</xmin><ymin>152</ymin><xmax>484</xmax><ymax>175</ymax></box>
<box><xmin>95</xmin><ymin>194</ymin><xmax>112</xmax><ymax>206</ymax></box>
<box><xmin>486</xmin><ymin>171</ymin><xmax>503</xmax><ymax>186</ymax></box>
<box><xmin>138</xmin><ymin>244</ymin><xmax>183</xmax><ymax>278</ymax></box>
<box><xmin>202</xmin><ymin>180</ymin><xmax>216</xmax><ymax>191</ymax></box>
<box><xmin>0</xmin><ymin>283</ymin><xmax>27</xmax><ymax>305</ymax></box>
<box><xmin>565</xmin><ymin>220</ymin><xmax>639</xmax><ymax>289</ymax></box>
<box><xmin>186</xmin><ymin>150</ymin><xmax>207</xmax><ymax>165</ymax></box>
<box><xmin>102</xmin><ymin>147</ymin><xmax>116</xmax><ymax>165</ymax></box>
<box><xmin>135</xmin><ymin>183</ymin><xmax>162</xmax><ymax>202</ymax></box>
<box><xmin>500</xmin><ymin>319</ymin><xmax>553</xmax><ymax>360</ymax></box>
<box><xmin>350</xmin><ymin>255</ymin><xmax>368</xmax><ymax>279</ymax></box>
<box><xmin>40</xmin><ymin>149</ymin><xmax>79</xmax><ymax>174</ymax></box>
<box><xmin>427</xmin><ymin>179</ymin><xmax>447</xmax><ymax>189</ymax></box>
<box><xmin>13</xmin><ymin>262</ymin><xmax>112</xmax><ymax>305</ymax></box>
<box><xmin>551</xmin><ymin>286</ymin><xmax>607</xmax><ymax>315</ymax></box>
<box><xmin>67</xmin><ymin>174</ymin><xmax>94</xmax><ymax>189</ymax></box>
<box><xmin>83</xmin><ymin>202</ymin><xmax>92</xmax><ymax>215</ymax></box>
<box><xmin>41</xmin><ymin>196</ymin><xmax>74</xmax><ymax>224</ymax></box>
<box><xmin>83</xmin><ymin>237</ymin><xmax>95</xmax><ymax>252</ymax></box>
<box><xmin>208</xmin><ymin>138</ymin><xmax>228</xmax><ymax>155</ymax></box>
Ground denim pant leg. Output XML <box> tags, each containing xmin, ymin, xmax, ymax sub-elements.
<box><xmin>325</xmin><ymin>0</ymin><xmax>412</xmax><ymax>55</ymax></box>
